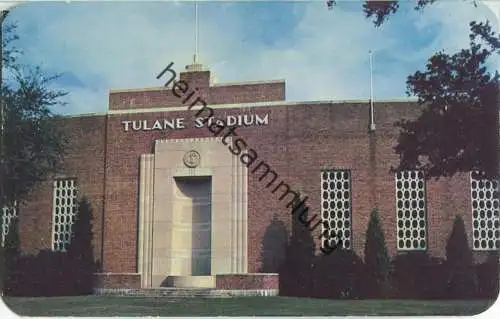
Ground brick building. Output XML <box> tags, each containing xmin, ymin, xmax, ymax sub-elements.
<box><xmin>3</xmin><ymin>61</ymin><xmax>499</xmax><ymax>294</ymax></box>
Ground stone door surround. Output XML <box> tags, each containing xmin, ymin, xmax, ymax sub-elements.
<box><xmin>138</xmin><ymin>137</ymin><xmax>248</xmax><ymax>288</ymax></box>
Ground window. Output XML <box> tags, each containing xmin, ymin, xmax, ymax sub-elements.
<box><xmin>1</xmin><ymin>202</ymin><xmax>18</xmax><ymax>247</ymax></box>
<box><xmin>395</xmin><ymin>171</ymin><xmax>427</xmax><ymax>250</ymax></box>
<box><xmin>52</xmin><ymin>179</ymin><xmax>78</xmax><ymax>252</ymax></box>
<box><xmin>321</xmin><ymin>170</ymin><xmax>352</xmax><ymax>250</ymax></box>
<box><xmin>470</xmin><ymin>171</ymin><xmax>499</xmax><ymax>251</ymax></box>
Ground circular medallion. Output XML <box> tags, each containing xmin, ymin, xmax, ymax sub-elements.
<box><xmin>183</xmin><ymin>150</ymin><xmax>201</xmax><ymax>168</ymax></box>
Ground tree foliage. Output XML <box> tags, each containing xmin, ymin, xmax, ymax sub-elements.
<box><xmin>394</xmin><ymin>21</ymin><xmax>499</xmax><ymax>180</ymax></box>
<box><xmin>327</xmin><ymin>1</ymin><xmax>499</xmax><ymax>180</ymax></box>
<box><xmin>1</xmin><ymin>22</ymin><xmax>20</xmax><ymax>69</ymax></box>
<box><xmin>1</xmin><ymin>22</ymin><xmax>68</xmax><ymax>207</ymax></box>
<box><xmin>362</xmin><ymin>1</ymin><xmax>400</xmax><ymax>27</ymax></box>
<box><xmin>327</xmin><ymin>1</ymin><xmax>479</xmax><ymax>27</ymax></box>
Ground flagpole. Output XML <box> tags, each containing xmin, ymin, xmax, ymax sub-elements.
<box><xmin>194</xmin><ymin>1</ymin><xmax>199</xmax><ymax>64</ymax></box>
<box><xmin>369</xmin><ymin>50</ymin><xmax>376</xmax><ymax>132</ymax></box>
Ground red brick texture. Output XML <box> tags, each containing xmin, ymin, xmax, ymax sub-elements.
<box><xmin>93</xmin><ymin>273</ymin><xmax>141</xmax><ymax>289</ymax></box>
<box><xmin>109</xmin><ymin>64</ymin><xmax>285</xmax><ymax>111</ymax></box>
<box><xmin>215</xmin><ymin>274</ymin><xmax>279</xmax><ymax>290</ymax></box>
<box><xmin>17</xmin><ymin>69</ymin><xmax>495</xmax><ymax>289</ymax></box>
<box><xmin>109</xmin><ymin>81</ymin><xmax>285</xmax><ymax>111</ymax></box>
<box><xmin>19</xmin><ymin>115</ymin><xmax>106</xmax><ymax>264</ymax></box>
<box><xmin>101</xmin><ymin>100</ymin><xmax>491</xmax><ymax>274</ymax></box>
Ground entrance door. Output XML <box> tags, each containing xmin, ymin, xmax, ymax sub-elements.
<box><xmin>173</xmin><ymin>177</ymin><xmax>212</xmax><ymax>276</ymax></box>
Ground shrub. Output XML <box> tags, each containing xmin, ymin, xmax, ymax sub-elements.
<box><xmin>2</xmin><ymin>217</ymin><xmax>20</xmax><ymax>295</ymax></box>
<box><xmin>67</xmin><ymin>197</ymin><xmax>97</xmax><ymax>295</ymax></box>
<box><xmin>279</xmin><ymin>213</ymin><xmax>315</xmax><ymax>297</ymax></box>
<box><xmin>476</xmin><ymin>251</ymin><xmax>499</xmax><ymax>299</ymax></box>
<box><xmin>311</xmin><ymin>249</ymin><xmax>365</xmax><ymax>299</ymax></box>
<box><xmin>363</xmin><ymin>208</ymin><xmax>391</xmax><ymax>298</ymax></box>
<box><xmin>260</xmin><ymin>214</ymin><xmax>288</xmax><ymax>273</ymax></box>
<box><xmin>3</xmin><ymin>197</ymin><xmax>97</xmax><ymax>296</ymax></box>
<box><xmin>445</xmin><ymin>215</ymin><xmax>478</xmax><ymax>299</ymax></box>
<box><xmin>6</xmin><ymin>250</ymin><xmax>76</xmax><ymax>296</ymax></box>
<box><xmin>391</xmin><ymin>251</ymin><xmax>446</xmax><ymax>299</ymax></box>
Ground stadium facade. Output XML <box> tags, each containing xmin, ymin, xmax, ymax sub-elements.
<box><xmin>4</xmin><ymin>61</ymin><xmax>499</xmax><ymax>294</ymax></box>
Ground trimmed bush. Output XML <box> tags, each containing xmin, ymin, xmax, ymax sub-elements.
<box><xmin>363</xmin><ymin>208</ymin><xmax>391</xmax><ymax>298</ymax></box>
<box><xmin>3</xmin><ymin>197</ymin><xmax>97</xmax><ymax>296</ymax></box>
<box><xmin>260</xmin><ymin>214</ymin><xmax>288</xmax><ymax>273</ymax></box>
<box><xmin>311</xmin><ymin>248</ymin><xmax>365</xmax><ymax>299</ymax></box>
<box><xmin>476</xmin><ymin>251</ymin><xmax>499</xmax><ymax>299</ymax></box>
<box><xmin>2</xmin><ymin>217</ymin><xmax>20</xmax><ymax>295</ymax></box>
<box><xmin>67</xmin><ymin>197</ymin><xmax>97</xmax><ymax>295</ymax></box>
<box><xmin>445</xmin><ymin>215</ymin><xmax>478</xmax><ymax>299</ymax></box>
<box><xmin>391</xmin><ymin>251</ymin><xmax>446</xmax><ymax>299</ymax></box>
<box><xmin>279</xmin><ymin>213</ymin><xmax>316</xmax><ymax>297</ymax></box>
<box><xmin>6</xmin><ymin>250</ymin><xmax>76</xmax><ymax>296</ymax></box>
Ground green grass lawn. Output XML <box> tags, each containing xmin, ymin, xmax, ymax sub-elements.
<box><xmin>1</xmin><ymin>296</ymin><xmax>497</xmax><ymax>316</ymax></box>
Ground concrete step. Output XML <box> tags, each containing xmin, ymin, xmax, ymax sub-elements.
<box><xmin>94</xmin><ymin>287</ymin><xmax>279</xmax><ymax>298</ymax></box>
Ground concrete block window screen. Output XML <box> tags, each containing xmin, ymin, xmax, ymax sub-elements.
<box><xmin>395</xmin><ymin>171</ymin><xmax>427</xmax><ymax>251</ymax></box>
<box><xmin>470</xmin><ymin>171</ymin><xmax>500</xmax><ymax>251</ymax></box>
<box><xmin>52</xmin><ymin>179</ymin><xmax>78</xmax><ymax>252</ymax></box>
<box><xmin>321</xmin><ymin>170</ymin><xmax>352</xmax><ymax>250</ymax></box>
<box><xmin>1</xmin><ymin>202</ymin><xmax>17</xmax><ymax>246</ymax></box>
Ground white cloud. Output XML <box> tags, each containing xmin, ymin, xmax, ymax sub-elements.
<box><xmin>0</xmin><ymin>0</ymin><xmax>25</xmax><ymax>11</ymax></box>
<box><xmin>8</xmin><ymin>0</ymin><xmax>499</xmax><ymax>115</ymax></box>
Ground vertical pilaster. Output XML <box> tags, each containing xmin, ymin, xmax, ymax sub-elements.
<box><xmin>231</xmin><ymin>147</ymin><xmax>238</xmax><ymax>272</ymax></box>
<box><xmin>234</xmin><ymin>150</ymin><xmax>248</xmax><ymax>273</ymax></box>
<box><xmin>138</xmin><ymin>137</ymin><xmax>249</xmax><ymax>287</ymax></box>
<box><xmin>138</xmin><ymin>154</ymin><xmax>154</xmax><ymax>288</ymax></box>
<box><xmin>241</xmin><ymin>158</ymin><xmax>248</xmax><ymax>273</ymax></box>
<box><xmin>236</xmin><ymin>150</ymin><xmax>242</xmax><ymax>273</ymax></box>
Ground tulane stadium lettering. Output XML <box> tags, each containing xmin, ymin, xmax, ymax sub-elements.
<box><xmin>121</xmin><ymin>114</ymin><xmax>269</xmax><ymax>132</ymax></box>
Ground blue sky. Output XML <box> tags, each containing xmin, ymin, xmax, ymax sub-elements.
<box><xmin>2</xmin><ymin>0</ymin><xmax>499</xmax><ymax>115</ymax></box>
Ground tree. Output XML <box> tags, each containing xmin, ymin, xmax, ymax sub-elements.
<box><xmin>279</xmin><ymin>209</ymin><xmax>316</xmax><ymax>297</ymax></box>
<box><xmin>327</xmin><ymin>1</ymin><xmax>481</xmax><ymax>27</ymax></box>
<box><xmin>326</xmin><ymin>1</ymin><xmax>499</xmax><ymax>180</ymax></box>
<box><xmin>394</xmin><ymin>22</ymin><xmax>499</xmax><ymax>180</ymax></box>
<box><xmin>1</xmin><ymin>22</ymin><xmax>68</xmax><ymax>209</ymax></box>
<box><xmin>67</xmin><ymin>197</ymin><xmax>96</xmax><ymax>295</ymax></box>
<box><xmin>260</xmin><ymin>214</ymin><xmax>288</xmax><ymax>273</ymax></box>
<box><xmin>445</xmin><ymin>215</ymin><xmax>478</xmax><ymax>298</ymax></box>
<box><xmin>446</xmin><ymin>215</ymin><xmax>473</xmax><ymax>266</ymax></box>
<box><xmin>363</xmin><ymin>208</ymin><xmax>390</xmax><ymax>298</ymax></box>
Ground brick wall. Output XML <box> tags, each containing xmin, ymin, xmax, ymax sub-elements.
<box><xmin>93</xmin><ymin>273</ymin><xmax>141</xmax><ymax>289</ymax></box>
<box><xmin>108</xmin><ymin>68</ymin><xmax>285</xmax><ymax>111</ymax></box>
<box><xmin>19</xmin><ymin>115</ymin><xmax>106</xmax><ymax>266</ymax></box>
<box><xmin>215</xmin><ymin>274</ymin><xmax>279</xmax><ymax>290</ymax></box>
<box><xmin>97</xmin><ymin>99</ymin><xmax>491</xmax><ymax>275</ymax></box>
<box><xmin>18</xmin><ymin>83</ymin><xmax>493</xmax><ymax>278</ymax></box>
